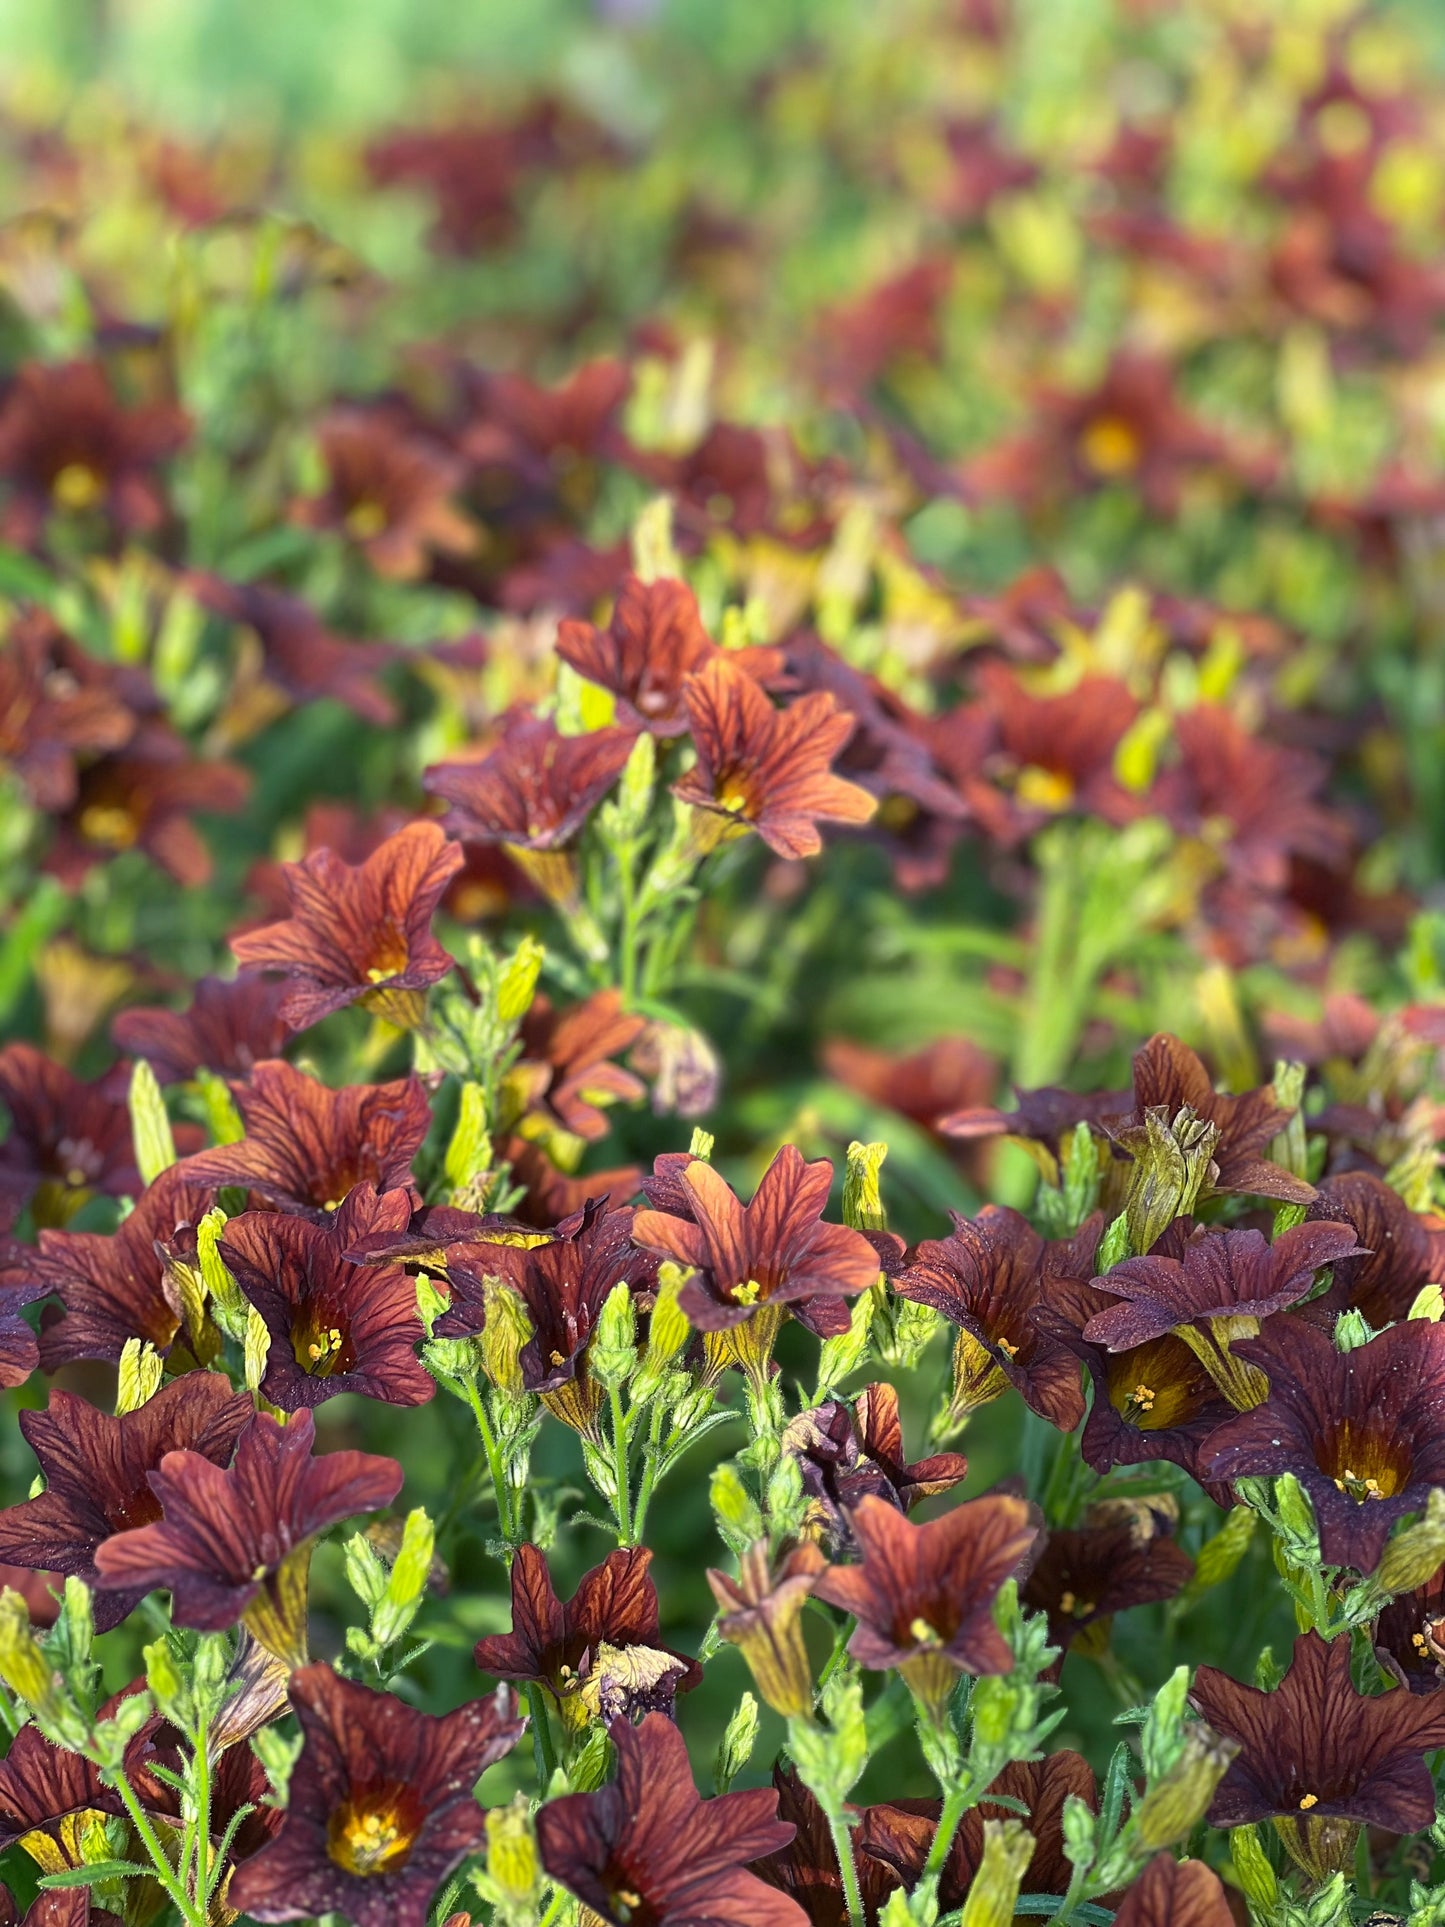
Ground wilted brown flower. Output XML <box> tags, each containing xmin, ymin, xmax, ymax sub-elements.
<box><xmin>707</xmin><ymin>1540</ymin><xmax>827</xmax><ymax>1717</ymax></box>
<box><xmin>782</xmin><ymin>1381</ymin><xmax>969</xmax><ymax>1551</ymax></box>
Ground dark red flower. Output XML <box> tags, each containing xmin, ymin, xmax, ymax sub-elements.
<box><xmin>0</xmin><ymin>359</ymin><xmax>188</xmax><ymax>550</ymax></box>
<box><xmin>822</xmin><ymin>1035</ymin><xmax>996</xmax><ymax>1151</ymax></box>
<box><xmin>813</xmin><ymin>1493</ymin><xmax>1037</xmax><ymax>1715</ymax></box>
<box><xmin>1200</xmin><ymin>1316</ymin><xmax>1445</xmax><ymax>1572</ymax></box>
<box><xmin>751</xmin><ymin>1767</ymin><xmax>901</xmax><ymax>1926</ymax></box>
<box><xmin>188</xmin><ymin>573</ymin><xmax>397</xmax><ymax>725</ymax></box>
<box><xmin>226</xmin><ymin>1665</ymin><xmax>524</xmax><ymax>1927</ymax></box>
<box><xmin>33</xmin><ymin>1164</ymin><xmax>219</xmax><ymax>1368</ymax></box>
<box><xmin>1374</xmin><ymin>1562</ymin><xmax>1445</xmax><ymax>1695</ymax></box>
<box><xmin>0</xmin><ymin>1043</ymin><xmax>139</xmax><ymax>1225</ymax></box>
<box><xmin>439</xmin><ymin>1198</ymin><xmax>657</xmax><ymax>1434</ymax></box>
<box><xmin>1022</xmin><ymin>1520</ymin><xmax>1194</xmax><ymax>1664</ymax></box>
<box><xmin>536</xmin><ymin>1712</ymin><xmax>805</xmax><ymax>1927</ymax></box>
<box><xmin>92</xmin><ymin>1408</ymin><xmax>403</xmax><ymax>1638</ymax></box>
<box><xmin>962</xmin><ymin>660</ymin><xmax>1144</xmax><ymax>841</ymax></box>
<box><xmin>630</xmin><ymin>1145</ymin><xmax>881</xmax><ymax>1339</ymax></box>
<box><xmin>939</xmin><ymin>1082</ymin><xmax>1131</xmax><ymax>1171</ymax></box>
<box><xmin>1111</xmin><ymin>1854</ymin><xmax>1237</xmax><ymax>1927</ymax></box>
<box><xmin>470</xmin><ymin>356</ymin><xmax>632</xmax><ymax>473</ymax></box>
<box><xmin>782</xmin><ymin>1382</ymin><xmax>968</xmax><ymax>1551</ymax></box>
<box><xmin>897</xmin><ymin>1206</ymin><xmax>1100</xmax><ymax>1430</ymax></box>
<box><xmin>111</xmin><ymin>973</ymin><xmax>293</xmax><ymax>1085</ymax></box>
<box><xmin>475</xmin><ymin>1543</ymin><xmax>700</xmax><ymax>1732</ymax></box>
<box><xmin>1300</xmin><ymin>1173</ymin><xmax>1436</xmax><ymax>1329</ymax></box>
<box><xmin>1192</xmin><ymin>1629</ymin><xmax>1445</xmax><ymax>1838</ymax></box>
<box><xmin>220</xmin><ymin>1186</ymin><xmax>434</xmax><ymax>1411</ymax></box>
<box><xmin>0</xmin><ymin>609</ymin><xmax>137</xmax><ymax>809</ymax></box>
<box><xmin>178</xmin><ymin>1061</ymin><xmax>430</xmax><ymax>1221</ymax></box>
<box><xmin>1108</xmin><ymin>1033</ymin><xmax>1316</xmax><ymax>1206</ymax></box>
<box><xmin>515</xmin><ymin>989</ymin><xmax>646</xmax><ymax>1142</ymax></box>
<box><xmin>0</xmin><ymin>1376</ymin><xmax>252</xmax><ymax>1630</ymax></box>
<box><xmin>292</xmin><ymin>409</ymin><xmax>477</xmax><ymax>581</ymax></box>
<box><xmin>556</xmin><ymin>574</ymin><xmax>782</xmax><ymax>737</ymax></box>
<box><xmin>231</xmin><ymin>822</ymin><xmax>463</xmax><ymax>1030</ymax></box>
<box><xmin>674</xmin><ymin>656</ymin><xmax>876</xmax><ymax>861</ymax></box>
<box><xmin>0</xmin><ymin>1719</ymin><xmax>109</xmax><ymax>1854</ymax></box>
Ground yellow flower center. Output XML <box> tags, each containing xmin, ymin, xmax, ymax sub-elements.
<box><xmin>78</xmin><ymin>804</ymin><xmax>139</xmax><ymax>849</ymax></box>
<box><xmin>1078</xmin><ymin>414</ymin><xmax>1142</xmax><ymax>478</ymax></box>
<box><xmin>327</xmin><ymin>1796</ymin><xmax>417</xmax><ymax>1877</ymax></box>
<box><xmin>1014</xmin><ymin>764</ymin><xmax>1076</xmax><ymax>812</ymax></box>
<box><xmin>1298</xmin><ymin>1793</ymin><xmax>1319</xmax><ymax>1811</ymax></box>
<box><xmin>51</xmin><ymin>463</ymin><xmax>106</xmax><ymax>511</ymax></box>
<box><xmin>345</xmin><ymin>498</ymin><xmax>389</xmax><ymax>541</ymax></box>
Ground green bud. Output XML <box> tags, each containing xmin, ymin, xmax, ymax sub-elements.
<box><xmin>143</xmin><ymin>1637</ymin><xmax>189</xmax><ymax>1724</ymax></box>
<box><xmin>1133</xmin><ymin>1722</ymin><xmax>1238</xmax><ymax>1849</ymax></box>
<box><xmin>1228</xmin><ymin>1822</ymin><xmax>1279</xmax><ymax>1911</ymax></box>
<box><xmin>128</xmin><ymin>1059</ymin><xmax>176</xmax><ymax>1186</ymax></box>
<box><xmin>713</xmin><ymin>1692</ymin><xmax>759</xmax><ymax>1794</ymax></box>
<box><xmin>495</xmin><ymin>938</ymin><xmax>544</xmax><ymax>1027</ymax></box>
<box><xmin>1273</xmin><ymin>1473</ymin><xmax>1320</xmax><ymax>1562</ymax></box>
<box><xmin>1096</xmin><ymin>1211</ymin><xmax>1132</xmax><ymax>1272</ymax></box>
<box><xmin>688</xmin><ymin>1126</ymin><xmax>715</xmax><ymax>1160</ymax></box>
<box><xmin>0</xmin><ymin>1588</ymin><xmax>58</xmax><ymax>1711</ymax></box>
<box><xmin>1334</xmin><ymin>1307</ymin><xmax>1376</xmax><ymax>1353</ymax></box>
<box><xmin>1060</xmin><ymin>1792</ymin><xmax>1097</xmax><ymax>1874</ymax></box>
<box><xmin>616</xmin><ymin>731</ymin><xmax>657</xmax><ymax>835</ymax></box>
<box><xmin>252</xmin><ymin>1724</ymin><xmax>304</xmax><ymax>1807</ymax></box>
<box><xmin>478</xmin><ymin>1278</ymin><xmax>533</xmax><ymax>1398</ymax></box>
<box><xmin>1116</xmin><ymin>1106</ymin><xmax>1219</xmax><ymax>1257</ymax></box>
<box><xmin>344</xmin><ymin>1531</ymin><xmax>389</xmax><ymax>1611</ymax></box>
<box><xmin>1181</xmin><ymin>1504</ymin><xmax>1257</xmax><ymax>1601</ymax></box>
<box><xmin>485</xmin><ymin>1798</ymin><xmax>541</xmax><ymax>1906</ymax></box>
<box><xmin>195</xmin><ymin>1068</ymin><xmax>244</xmax><ymax>1146</ymax></box>
<box><xmin>842</xmin><ymin>1140</ymin><xmax>888</xmax><ymax>1232</ymax></box>
<box><xmin>197</xmin><ymin>1208</ymin><xmax>247</xmax><ymax>1339</ymax></box>
<box><xmin>445</xmin><ymin>1083</ymin><xmax>492</xmax><ymax>1196</ymax></box>
<box><xmin>789</xmin><ymin>1665</ymin><xmax>867</xmax><ymax>1806</ymax></box>
<box><xmin>1254</xmin><ymin>1646</ymin><xmax>1284</xmax><ymax>1691</ymax></box>
<box><xmin>590</xmin><ymin>1282</ymin><xmax>638</xmax><ymax>1392</ymax></box>
<box><xmin>89</xmin><ymin>1689</ymin><xmax>156</xmax><ymax>1769</ymax></box>
<box><xmin>959</xmin><ymin>1819</ymin><xmax>1036</xmax><ymax>1927</ymax></box>
<box><xmin>710</xmin><ymin>1463</ymin><xmax>763</xmax><ymax>1550</ymax></box>
<box><xmin>968</xmin><ymin>1670</ymin><xmax>1021</xmax><ymax>1751</ymax></box>
<box><xmin>1140</xmin><ymin>1665</ymin><xmax>1190</xmax><ymax>1780</ymax></box>
<box><xmin>815</xmin><ymin>1291</ymin><xmax>875</xmax><ymax>1399</ymax></box>
<box><xmin>1378</xmin><ymin>1486</ymin><xmax>1445</xmax><ymax>1593</ymax></box>
<box><xmin>373</xmin><ymin>1508</ymin><xmax>435</xmax><ymax>1647</ymax></box>
<box><xmin>115</xmin><ymin>1338</ymin><xmax>164</xmax><ymax>1414</ymax></box>
<box><xmin>568</xmin><ymin>1722</ymin><xmax>613</xmax><ymax>1793</ymax></box>
<box><xmin>633</xmin><ymin>1262</ymin><xmax>692</xmax><ymax>1401</ymax></box>
<box><xmin>1268</xmin><ymin>1060</ymin><xmax>1310</xmax><ymax>1183</ymax></box>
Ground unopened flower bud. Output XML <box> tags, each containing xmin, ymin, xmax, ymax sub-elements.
<box><xmin>589</xmin><ymin>1282</ymin><xmax>638</xmax><ymax>1392</ymax></box>
<box><xmin>1229</xmin><ymin>1823</ymin><xmax>1278</xmax><ymax>1912</ymax></box>
<box><xmin>842</xmin><ymin>1140</ymin><xmax>888</xmax><ymax>1232</ymax></box>
<box><xmin>485</xmin><ymin>1797</ymin><xmax>541</xmax><ymax>1905</ymax></box>
<box><xmin>1378</xmin><ymin>1487</ymin><xmax>1445</xmax><ymax>1593</ymax></box>
<box><xmin>713</xmin><ymin>1692</ymin><xmax>760</xmax><ymax>1793</ymax></box>
<box><xmin>1134</xmin><ymin>1722</ymin><xmax>1238</xmax><ymax>1850</ymax></box>
<box><xmin>1117</xmin><ymin>1106</ymin><xmax>1219</xmax><ymax>1257</ymax></box>
<box><xmin>633</xmin><ymin>1263</ymin><xmax>692</xmax><ymax>1401</ymax></box>
<box><xmin>478</xmin><ymin>1278</ymin><xmax>533</xmax><ymax>1399</ymax></box>
<box><xmin>959</xmin><ymin>1819</ymin><xmax>1036</xmax><ymax>1927</ymax></box>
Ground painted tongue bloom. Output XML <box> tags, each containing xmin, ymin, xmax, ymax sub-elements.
<box><xmin>230</xmin><ymin>821</ymin><xmax>463</xmax><ymax>1030</ymax></box>
<box><xmin>1191</xmin><ymin>1629</ymin><xmax>1445</xmax><ymax>1878</ymax></box>
<box><xmin>111</xmin><ymin>972</ymin><xmax>292</xmax><ymax>1084</ymax></box>
<box><xmin>673</xmin><ymin>654</ymin><xmax>877</xmax><ymax>859</ymax></box>
<box><xmin>812</xmin><ymin>1492</ymin><xmax>1038</xmax><ymax>1722</ymax></box>
<box><xmin>225</xmin><ymin>1665</ymin><xmax>524</xmax><ymax>1927</ymax></box>
<box><xmin>0</xmin><ymin>1375</ymin><xmax>252</xmax><ymax>1632</ymax></box>
<box><xmin>178</xmin><ymin>1061</ymin><xmax>430</xmax><ymax>1221</ymax></box>
<box><xmin>92</xmin><ymin>1408</ymin><xmax>402</xmax><ymax>1665</ymax></box>
<box><xmin>1021</xmin><ymin>1518</ymin><xmax>1194</xmax><ymax>1667</ymax></box>
<box><xmin>475</xmin><ymin>1543</ymin><xmax>699</xmax><ymax>1733</ymax></box>
<box><xmin>514</xmin><ymin>988</ymin><xmax>646</xmax><ymax>1144</ymax></box>
<box><xmin>220</xmin><ymin>1185</ymin><xmax>435</xmax><ymax>1410</ymax></box>
<box><xmin>781</xmin><ymin>1381</ymin><xmax>969</xmax><ymax>1552</ymax></box>
<box><xmin>1081</xmin><ymin>1220</ymin><xmax>1364</xmax><ymax>1410</ymax></box>
<box><xmin>630</xmin><ymin>1146</ymin><xmax>881</xmax><ymax>1378</ymax></box>
<box><xmin>1200</xmin><ymin>1316</ymin><xmax>1445</xmax><ymax>1571</ymax></box>
<box><xmin>895</xmin><ymin>1205</ymin><xmax>1101</xmax><ymax>1431</ymax></box>
<box><xmin>0</xmin><ymin>1043</ymin><xmax>140</xmax><ymax>1226</ymax></box>
<box><xmin>1299</xmin><ymin>1171</ymin><xmax>1438</xmax><ymax>1328</ymax></box>
<box><xmin>536</xmin><ymin>1711</ymin><xmax>806</xmax><ymax>1927</ymax></box>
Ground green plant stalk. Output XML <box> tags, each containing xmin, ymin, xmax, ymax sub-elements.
<box><xmin>630</xmin><ymin>1397</ymin><xmax>669</xmax><ymax>1543</ymax></box>
<box><xmin>462</xmin><ymin>1376</ymin><xmax>515</xmax><ymax>1548</ymax></box>
<box><xmin>610</xmin><ymin>1386</ymin><xmax>634</xmax><ymax>1545</ymax></box>
<box><xmin>824</xmin><ymin>1799</ymin><xmax>866</xmax><ymax>1927</ymax></box>
<box><xmin>527</xmin><ymin>1683</ymin><xmax>557</xmax><ymax>1787</ymax></box>
<box><xmin>191</xmin><ymin>1706</ymin><xmax>211</xmax><ymax>1911</ymax></box>
<box><xmin>922</xmin><ymin>1778</ymin><xmax>976</xmax><ymax>1884</ymax></box>
<box><xmin>108</xmin><ymin>1767</ymin><xmax>204</xmax><ymax>1927</ymax></box>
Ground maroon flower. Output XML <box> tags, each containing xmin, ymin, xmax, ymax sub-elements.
<box><xmin>1200</xmin><ymin>1316</ymin><xmax>1445</xmax><ymax>1572</ymax></box>
<box><xmin>0</xmin><ymin>609</ymin><xmax>137</xmax><ymax>810</ymax></box>
<box><xmin>0</xmin><ymin>1376</ymin><xmax>253</xmax><ymax>1630</ymax></box>
<box><xmin>813</xmin><ymin>1493</ymin><xmax>1037</xmax><ymax>1717</ymax></box>
<box><xmin>1112</xmin><ymin>1855</ymin><xmax>1237</xmax><ymax>1927</ymax></box>
<box><xmin>178</xmin><ymin>1061</ymin><xmax>429</xmax><ymax>1221</ymax></box>
<box><xmin>188</xmin><ymin>572</ymin><xmax>397</xmax><ymax>725</ymax></box>
<box><xmin>0</xmin><ymin>359</ymin><xmax>188</xmax><ymax>550</ymax></box>
<box><xmin>896</xmin><ymin>1207</ymin><xmax>1100</xmax><ymax>1430</ymax></box>
<box><xmin>939</xmin><ymin>1082</ymin><xmax>1131</xmax><ymax>1172</ymax></box>
<box><xmin>1192</xmin><ymin>1630</ymin><xmax>1445</xmax><ymax>1845</ymax></box>
<box><xmin>48</xmin><ymin>721</ymin><xmax>250</xmax><ymax>890</ymax></box>
<box><xmin>231</xmin><ymin>822</ymin><xmax>463</xmax><ymax>1030</ymax></box>
<box><xmin>0</xmin><ymin>1719</ymin><xmax>109</xmax><ymax>1854</ymax></box>
<box><xmin>0</xmin><ymin>1043</ymin><xmax>139</xmax><ymax>1225</ymax></box>
<box><xmin>33</xmin><ymin>1164</ymin><xmax>220</xmax><ymax>1368</ymax></box>
<box><xmin>1022</xmin><ymin>1520</ymin><xmax>1194</xmax><ymax>1664</ymax></box>
<box><xmin>475</xmin><ymin>1543</ymin><xmax>700</xmax><ymax>1732</ymax></box>
<box><xmin>439</xmin><ymin>1199</ymin><xmax>656</xmax><ymax>1435</ymax></box>
<box><xmin>92</xmin><ymin>1409</ymin><xmax>402</xmax><ymax>1649</ymax></box>
<box><xmin>631</xmin><ymin>1145</ymin><xmax>880</xmax><ymax>1345</ymax></box>
<box><xmin>515</xmin><ymin>990</ymin><xmax>647</xmax><ymax>1142</ymax></box>
<box><xmin>751</xmin><ymin>1767</ymin><xmax>901</xmax><ymax>1926</ymax></box>
<box><xmin>1300</xmin><ymin>1172</ymin><xmax>1437</xmax><ymax>1328</ymax></box>
<box><xmin>226</xmin><ymin>1665</ymin><xmax>524</xmax><ymax>1927</ymax></box>
<box><xmin>674</xmin><ymin>656</ymin><xmax>876</xmax><ymax>860</ymax></box>
<box><xmin>536</xmin><ymin>1712</ymin><xmax>805</xmax><ymax>1927</ymax></box>
<box><xmin>782</xmin><ymin>1382</ymin><xmax>969</xmax><ymax>1551</ymax></box>
<box><xmin>1375</xmin><ymin>1563</ymin><xmax>1445</xmax><ymax>1695</ymax></box>
<box><xmin>292</xmin><ymin>409</ymin><xmax>477</xmax><ymax>581</ymax></box>
<box><xmin>220</xmin><ymin>1186</ymin><xmax>434</xmax><ymax>1411</ymax></box>
<box><xmin>556</xmin><ymin>574</ymin><xmax>779</xmax><ymax>737</ymax></box>
<box><xmin>821</xmin><ymin>1035</ymin><xmax>996</xmax><ymax>1154</ymax></box>
<box><xmin>111</xmin><ymin>973</ymin><xmax>293</xmax><ymax>1085</ymax></box>
<box><xmin>965</xmin><ymin>660</ymin><xmax>1144</xmax><ymax>840</ymax></box>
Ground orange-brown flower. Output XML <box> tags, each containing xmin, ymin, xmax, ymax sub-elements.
<box><xmin>111</xmin><ymin>972</ymin><xmax>293</xmax><ymax>1084</ymax></box>
<box><xmin>231</xmin><ymin>821</ymin><xmax>463</xmax><ymax>1030</ymax></box>
<box><xmin>1111</xmin><ymin>1855</ymin><xmax>1237</xmax><ymax>1927</ymax></box>
<box><xmin>292</xmin><ymin>408</ymin><xmax>477</xmax><ymax>580</ymax></box>
<box><xmin>514</xmin><ymin>989</ymin><xmax>646</xmax><ymax>1142</ymax></box>
<box><xmin>0</xmin><ymin>1045</ymin><xmax>140</xmax><ymax>1225</ymax></box>
<box><xmin>674</xmin><ymin>656</ymin><xmax>877</xmax><ymax>860</ymax></box>
<box><xmin>47</xmin><ymin>721</ymin><xmax>250</xmax><ymax>889</ymax></box>
<box><xmin>708</xmin><ymin>1540</ymin><xmax>826</xmax><ymax>1717</ymax></box>
<box><xmin>0</xmin><ymin>608</ymin><xmax>138</xmax><ymax>809</ymax></box>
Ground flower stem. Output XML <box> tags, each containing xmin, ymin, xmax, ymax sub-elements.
<box><xmin>922</xmin><ymin>1781</ymin><xmax>973</xmax><ymax>1883</ymax></box>
<box><xmin>527</xmin><ymin>1683</ymin><xmax>558</xmax><ymax>1788</ymax></box>
<box><xmin>463</xmin><ymin>1375</ymin><xmax>515</xmax><ymax>1548</ymax></box>
<box><xmin>824</xmin><ymin>1799</ymin><xmax>867</xmax><ymax>1927</ymax></box>
<box><xmin>190</xmin><ymin>1708</ymin><xmax>211</xmax><ymax>1911</ymax></box>
<box><xmin>109</xmin><ymin>1766</ymin><xmax>205</xmax><ymax>1927</ymax></box>
<box><xmin>610</xmin><ymin>1385</ymin><xmax>634</xmax><ymax>1545</ymax></box>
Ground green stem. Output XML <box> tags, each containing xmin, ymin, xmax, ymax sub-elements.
<box><xmin>462</xmin><ymin>1376</ymin><xmax>515</xmax><ymax>1549</ymax></box>
<box><xmin>824</xmin><ymin>1800</ymin><xmax>867</xmax><ymax>1927</ymax></box>
<box><xmin>630</xmin><ymin>1399</ymin><xmax>669</xmax><ymax>1543</ymax></box>
<box><xmin>611</xmin><ymin>1385</ymin><xmax>634</xmax><ymax>1545</ymax></box>
<box><xmin>190</xmin><ymin>1708</ymin><xmax>211</xmax><ymax>1910</ymax></box>
<box><xmin>923</xmin><ymin>1782</ymin><xmax>973</xmax><ymax>1884</ymax></box>
<box><xmin>617</xmin><ymin>836</ymin><xmax>643</xmax><ymax>1000</ymax></box>
<box><xmin>527</xmin><ymin>1683</ymin><xmax>558</xmax><ymax>1788</ymax></box>
<box><xmin>109</xmin><ymin>1767</ymin><xmax>204</xmax><ymax>1927</ymax></box>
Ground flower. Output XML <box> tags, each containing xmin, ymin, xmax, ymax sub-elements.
<box><xmin>231</xmin><ymin>822</ymin><xmax>463</xmax><ymax>1030</ymax></box>
<box><xmin>188</xmin><ymin>572</ymin><xmax>397</xmax><ymax>726</ymax></box>
<box><xmin>812</xmin><ymin>1492</ymin><xmax>1037</xmax><ymax>1718</ymax></box>
<box><xmin>536</xmin><ymin>1712</ymin><xmax>805</xmax><ymax>1927</ymax></box>
<box><xmin>220</xmin><ymin>1186</ymin><xmax>434</xmax><ymax>1410</ymax></box>
<box><xmin>821</xmin><ymin>1034</ymin><xmax>996</xmax><ymax>1158</ymax></box>
<box><xmin>751</xmin><ymin>1768</ymin><xmax>902</xmax><ymax>1925</ymax></box>
<box><xmin>178</xmin><ymin>1061</ymin><xmax>430</xmax><ymax>1221</ymax></box>
<box><xmin>557</xmin><ymin>574</ymin><xmax>779</xmax><ymax>736</ymax></box>
<box><xmin>1111</xmin><ymin>1854</ymin><xmax>1237</xmax><ymax>1927</ymax></box>
<box><xmin>48</xmin><ymin>721</ymin><xmax>250</xmax><ymax>890</ymax></box>
<box><xmin>439</xmin><ymin>1199</ymin><xmax>657</xmax><ymax>1434</ymax></box>
<box><xmin>782</xmin><ymin>1381</ymin><xmax>969</xmax><ymax>1551</ymax></box>
<box><xmin>896</xmin><ymin>1207</ymin><xmax>1101</xmax><ymax>1430</ymax></box>
<box><xmin>707</xmin><ymin>1541</ymin><xmax>826</xmax><ymax>1718</ymax></box>
<box><xmin>1106</xmin><ymin>1034</ymin><xmax>1315</xmax><ymax>1207</ymax></box>
<box><xmin>226</xmin><ymin>1665</ymin><xmax>524</xmax><ymax>1927</ymax></box>
<box><xmin>111</xmin><ymin>973</ymin><xmax>293</xmax><ymax>1084</ymax></box>
<box><xmin>966</xmin><ymin>660</ymin><xmax>1144</xmax><ymax>839</ymax></box>
<box><xmin>92</xmin><ymin>1408</ymin><xmax>402</xmax><ymax>1659</ymax></box>
<box><xmin>292</xmin><ymin>408</ymin><xmax>477</xmax><ymax>580</ymax></box>
<box><xmin>1191</xmin><ymin>1630</ymin><xmax>1445</xmax><ymax>1870</ymax></box>
<box><xmin>0</xmin><ymin>359</ymin><xmax>188</xmax><ymax>550</ymax></box>
<box><xmin>475</xmin><ymin>1543</ymin><xmax>699</xmax><ymax>1732</ymax></box>
<box><xmin>33</xmin><ymin>1164</ymin><xmax>220</xmax><ymax>1368</ymax></box>
<box><xmin>630</xmin><ymin>1145</ymin><xmax>881</xmax><ymax>1341</ymax></box>
<box><xmin>1081</xmin><ymin>1221</ymin><xmax>1364</xmax><ymax>1409</ymax></box>
<box><xmin>1021</xmin><ymin>1520</ymin><xmax>1194</xmax><ymax>1666</ymax></box>
<box><xmin>0</xmin><ymin>1375</ymin><xmax>253</xmax><ymax>1631</ymax></box>
<box><xmin>1199</xmin><ymin>1316</ymin><xmax>1445</xmax><ymax>1572</ymax></box>
<box><xmin>0</xmin><ymin>1717</ymin><xmax>110</xmax><ymax>1856</ymax></box>
<box><xmin>1374</xmin><ymin>1562</ymin><xmax>1445</xmax><ymax>1695</ymax></box>
<box><xmin>514</xmin><ymin>989</ymin><xmax>647</xmax><ymax>1142</ymax></box>
<box><xmin>673</xmin><ymin>656</ymin><xmax>877</xmax><ymax>860</ymax></box>
<box><xmin>1300</xmin><ymin>1172</ymin><xmax>1437</xmax><ymax>1328</ymax></box>
<box><xmin>0</xmin><ymin>1044</ymin><xmax>140</xmax><ymax>1225</ymax></box>
<box><xmin>0</xmin><ymin>609</ymin><xmax>137</xmax><ymax>810</ymax></box>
